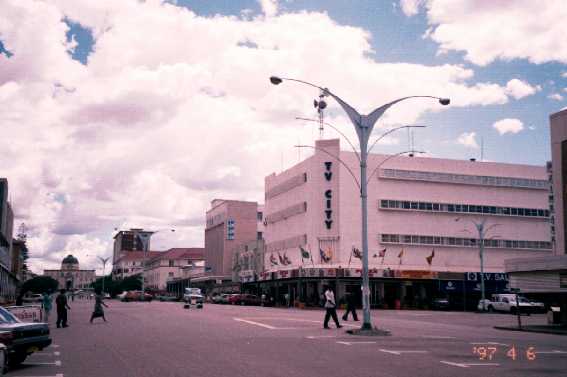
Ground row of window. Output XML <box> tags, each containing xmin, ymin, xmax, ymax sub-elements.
<box><xmin>380</xmin><ymin>200</ymin><xmax>550</xmax><ymax>218</ymax></box>
<box><xmin>380</xmin><ymin>234</ymin><xmax>552</xmax><ymax>250</ymax></box>
<box><xmin>380</xmin><ymin>169</ymin><xmax>548</xmax><ymax>190</ymax></box>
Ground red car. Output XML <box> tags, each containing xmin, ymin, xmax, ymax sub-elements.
<box><xmin>233</xmin><ymin>294</ymin><xmax>262</xmax><ymax>306</ymax></box>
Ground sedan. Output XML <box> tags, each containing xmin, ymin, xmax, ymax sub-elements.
<box><xmin>234</xmin><ymin>294</ymin><xmax>262</xmax><ymax>306</ymax></box>
<box><xmin>0</xmin><ymin>306</ymin><xmax>51</xmax><ymax>367</ymax></box>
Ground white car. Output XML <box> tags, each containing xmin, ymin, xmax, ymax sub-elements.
<box><xmin>183</xmin><ymin>288</ymin><xmax>204</xmax><ymax>309</ymax></box>
<box><xmin>485</xmin><ymin>294</ymin><xmax>532</xmax><ymax>314</ymax></box>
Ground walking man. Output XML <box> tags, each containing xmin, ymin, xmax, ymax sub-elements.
<box><xmin>323</xmin><ymin>286</ymin><xmax>342</xmax><ymax>329</ymax></box>
<box><xmin>342</xmin><ymin>292</ymin><xmax>359</xmax><ymax>321</ymax></box>
<box><xmin>41</xmin><ymin>291</ymin><xmax>52</xmax><ymax>324</ymax></box>
<box><xmin>55</xmin><ymin>289</ymin><xmax>71</xmax><ymax>328</ymax></box>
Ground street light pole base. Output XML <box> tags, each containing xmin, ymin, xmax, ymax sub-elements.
<box><xmin>347</xmin><ymin>326</ymin><xmax>391</xmax><ymax>336</ymax></box>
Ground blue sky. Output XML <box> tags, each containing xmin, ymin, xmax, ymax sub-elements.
<box><xmin>63</xmin><ymin>0</ymin><xmax>565</xmax><ymax>165</ymax></box>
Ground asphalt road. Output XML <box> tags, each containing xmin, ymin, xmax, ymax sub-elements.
<box><xmin>7</xmin><ymin>300</ymin><xmax>566</xmax><ymax>377</ymax></box>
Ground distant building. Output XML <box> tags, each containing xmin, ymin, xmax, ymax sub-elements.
<box><xmin>145</xmin><ymin>247</ymin><xmax>204</xmax><ymax>291</ymax></box>
<box><xmin>112</xmin><ymin>228</ymin><xmax>153</xmax><ymax>263</ymax></box>
<box><xmin>44</xmin><ymin>255</ymin><xmax>96</xmax><ymax>291</ymax></box>
<box><xmin>506</xmin><ymin>108</ymin><xmax>567</xmax><ymax>324</ymax></box>
<box><xmin>112</xmin><ymin>251</ymin><xmax>161</xmax><ymax>280</ymax></box>
<box><xmin>0</xmin><ymin>178</ymin><xmax>17</xmax><ymax>304</ymax></box>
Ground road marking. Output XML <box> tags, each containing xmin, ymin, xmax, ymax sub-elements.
<box><xmin>51</xmin><ymin>345</ymin><xmax>60</xmax><ymax>348</ymax></box>
<box><xmin>422</xmin><ymin>335</ymin><xmax>457</xmax><ymax>339</ymax></box>
<box><xmin>379</xmin><ymin>349</ymin><xmax>428</xmax><ymax>355</ymax></box>
<box><xmin>536</xmin><ymin>350</ymin><xmax>567</xmax><ymax>354</ymax></box>
<box><xmin>470</xmin><ymin>342</ymin><xmax>509</xmax><ymax>346</ymax></box>
<box><xmin>337</xmin><ymin>341</ymin><xmax>377</xmax><ymax>346</ymax></box>
<box><xmin>24</xmin><ymin>360</ymin><xmax>62</xmax><ymax>367</ymax></box>
<box><xmin>12</xmin><ymin>375</ymin><xmax>63</xmax><ymax>377</ymax></box>
<box><xmin>234</xmin><ymin>318</ymin><xmax>277</xmax><ymax>329</ymax></box>
<box><xmin>306</xmin><ymin>335</ymin><xmax>337</xmax><ymax>339</ymax></box>
<box><xmin>440</xmin><ymin>361</ymin><xmax>499</xmax><ymax>368</ymax></box>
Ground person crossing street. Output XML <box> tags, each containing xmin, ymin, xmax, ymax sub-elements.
<box><xmin>55</xmin><ymin>289</ymin><xmax>71</xmax><ymax>328</ymax></box>
<box><xmin>342</xmin><ymin>292</ymin><xmax>359</xmax><ymax>321</ymax></box>
<box><xmin>323</xmin><ymin>286</ymin><xmax>342</xmax><ymax>329</ymax></box>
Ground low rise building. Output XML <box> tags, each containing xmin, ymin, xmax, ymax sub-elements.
<box><xmin>43</xmin><ymin>255</ymin><xmax>96</xmax><ymax>291</ymax></box>
<box><xmin>145</xmin><ymin>248</ymin><xmax>204</xmax><ymax>291</ymax></box>
<box><xmin>111</xmin><ymin>251</ymin><xmax>161</xmax><ymax>280</ymax></box>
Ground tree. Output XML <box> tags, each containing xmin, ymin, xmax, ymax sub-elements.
<box><xmin>21</xmin><ymin>276</ymin><xmax>59</xmax><ymax>294</ymax></box>
<box><xmin>16</xmin><ymin>223</ymin><xmax>29</xmax><ymax>273</ymax></box>
<box><xmin>91</xmin><ymin>275</ymin><xmax>141</xmax><ymax>297</ymax></box>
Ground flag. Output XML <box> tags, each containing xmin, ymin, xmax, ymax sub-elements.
<box><xmin>300</xmin><ymin>246</ymin><xmax>310</xmax><ymax>259</ymax></box>
<box><xmin>352</xmin><ymin>247</ymin><xmax>362</xmax><ymax>259</ymax></box>
<box><xmin>398</xmin><ymin>248</ymin><xmax>404</xmax><ymax>265</ymax></box>
<box><xmin>320</xmin><ymin>248</ymin><xmax>331</xmax><ymax>263</ymax></box>
<box><xmin>426</xmin><ymin>249</ymin><xmax>435</xmax><ymax>266</ymax></box>
<box><xmin>278</xmin><ymin>252</ymin><xmax>285</xmax><ymax>265</ymax></box>
<box><xmin>269</xmin><ymin>254</ymin><xmax>278</xmax><ymax>266</ymax></box>
<box><xmin>283</xmin><ymin>252</ymin><xmax>291</xmax><ymax>265</ymax></box>
<box><xmin>378</xmin><ymin>248</ymin><xmax>386</xmax><ymax>258</ymax></box>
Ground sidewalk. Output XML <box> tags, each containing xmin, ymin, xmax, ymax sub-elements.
<box><xmin>494</xmin><ymin>324</ymin><xmax>567</xmax><ymax>335</ymax></box>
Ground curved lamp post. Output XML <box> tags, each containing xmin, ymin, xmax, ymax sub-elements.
<box><xmin>270</xmin><ymin>75</ymin><xmax>449</xmax><ymax>331</ymax></box>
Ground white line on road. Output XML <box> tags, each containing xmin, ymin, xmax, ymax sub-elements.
<box><xmin>12</xmin><ymin>374</ymin><xmax>63</xmax><ymax>377</ymax></box>
<box><xmin>33</xmin><ymin>351</ymin><xmax>61</xmax><ymax>357</ymax></box>
<box><xmin>440</xmin><ymin>361</ymin><xmax>499</xmax><ymax>368</ymax></box>
<box><xmin>234</xmin><ymin>318</ymin><xmax>277</xmax><ymax>329</ymax></box>
<box><xmin>422</xmin><ymin>335</ymin><xmax>457</xmax><ymax>339</ymax></box>
<box><xmin>24</xmin><ymin>360</ymin><xmax>62</xmax><ymax>367</ymax></box>
<box><xmin>470</xmin><ymin>342</ymin><xmax>509</xmax><ymax>346</ymax></box>
<box><xmin>306</xmin><ymin>335</ymin><xmax>337</xmax><ymax>339</ymax></box>
<box><xmin>379</xmin><ymin>349</ymin><xmax>428</xmax><ymax>355</ymax></box>
<box><xmin>337</xmin><ymin>341</ymin><xmax>377</xmax><ymax>346</ymax></box>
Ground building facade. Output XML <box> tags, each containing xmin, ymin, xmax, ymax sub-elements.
<box><xmin>112</xmin><ymin>228</ymin><xmax>153</xmax><ymax>263</ymax></box>
<box><xmin>232</xmin><ymin>239</ymin><xmax>265</xmax><ymax>284</ymax></box>
<box><xmin>506</xmin><ymin>108</ymin><xmax>567</xmax><ymax>323</ymax></box>
<box><xmin>145</xmin><ymin>248</ymin><xmax>204</xmax><ymax>291</ymax></box>
<box><xmin>259</xmin><ymin>138</ymin><xmax>551</xmax><ymax>309</ymax></box>
<box><xmin>112</xmin><ymin>251</ymin><xmax>161</xmax><ymax>280</ymax></box>
<box><xmin>0</xmin><ymin>178</ymin><xmax>17</xmax><ymax>304</ymax></box>
<box><xmin>43</xmin><ymin>255</ymin><xmax>96</xmax><ymax>291</ymax></box>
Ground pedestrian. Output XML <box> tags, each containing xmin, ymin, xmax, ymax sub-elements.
<box><xmin>342</xmin><ymin>292</ymin><xmax>359</xmax><ymax>321</ymax></box>
<box><xmin>41</xmin><ymin>291</ymin><xmax>53</xmax><ymax>323</ymax></box>
<box><xmin>90</xmin><ymin>287</ymin><xmax>109</xmax><ymax>323</ymax></box>
<box><xmin>323</xmin><ymin>286</ymin><xmax>342</xmax><ymax>329</ymax></box>
<box><xmin>55</xmin><ymin>289</ymin><xmax>71</xmax><ymax>328</ymax></box>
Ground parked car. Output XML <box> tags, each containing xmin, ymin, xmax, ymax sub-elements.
<box><xmin>211</xmin><ymin>294</ymin><xmax>226</xmax><ymax>304</ymax></box>
<box><xmin>0</xmin><ymin>306</ymin><xmax>51</xmax><ymax>367</ymax></box>
<box><xmin>528</xmin><ymin>299</ymin><xmax>546</xmax><ymax>313</ymax></box>
<box><xmin>121</xmin><ymin>291</ymin><xmax>153</xmax><ymax>302</ymax></box>
<box><xmin>157</xmin><ymin>295</ymin><xmax>179</xmax><ymax>302</ymax></box>
<box><xmin>116</xmin><ymin>291</ymin><xmax>129</xmax><ymax>300</ymax></box>
<box><xmin>183</xmin><ymin>288</ymin><xmax>204</xmax><ymax>308</ymax></box>
<box><xmin>477</xmin><ymin>299</ymin><xmax>492</xmax><ymax>311</ymax></box>
<box><xmin>484</xmin><ymin>294</ymin><xmax>532</xmax><ymax>314</ymax></box>
<box><xmin>0</xmin><ymin>342</ymin><xmax>6</xmax><ymax>375</ymax></box>
<box><xmin>431</xmin><ymin>297</ymin><xmax>450</xmax><ymax>310</ymax></box>
<box><xmin>233</xmin><ymin>294</ymin><xmax>262</xmax><ymax>306</ymax></box>
<box><xmin>228</xmin><ymin>294</ymin><xmax>242</xmax><ymax>305</ymax></box>
<box><xmin>22</xmin><ymin>294</ymin><xmax>42</xmax><ymax>304</ymax></box>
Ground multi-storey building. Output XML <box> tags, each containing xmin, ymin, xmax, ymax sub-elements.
<box><xmin>506</xmin><ymin>108</ymin><xmax>567</xmax><ymax>324</ymax></box>
<box><xmin>260</xmin><ymin>138</ymin><xmax>551</xmax><ymax>309</ymax></box>
<box><xmin>0</xmin><ymin>178</ymin><xmax>17</xmax><ymax>303</ymax></box>
<box><xmin>112</xmin><ymin>251</ymin><xmax>161</xmax><ymax>280</ymax></box>
<box><xmin>145</xmin><ymin>248</ymin><xmax>204</xmax><ymax>291</ymax></box>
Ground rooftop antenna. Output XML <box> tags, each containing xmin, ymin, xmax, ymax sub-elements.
<box><xmin>313</xmin><ymin>89</ymin><xmax>328</xmax><ymax>139</ymax></box>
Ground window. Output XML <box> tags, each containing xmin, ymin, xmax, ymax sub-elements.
<box><xmin>168</xmin><ymin>272</ymin><xmax>174</xmax><ymax>277</ymax></box>
<box><xmin>448</xmin><ymin>204</ymin><xmax>455</xmax><ymax>212</ymax></box>
<box><xmin>169</xmin><ymin>260</ymin><xmax>175</xmax><ymax>267</ymax></box>
<box><xmin>402</xmin><ymin>201</ymin><xmax>410</xmax><ymax>209</ymax></box>
<box><xmin>418</xmin><ymin>202</ymin><xmax>426</xmax><ymax>210</ymax></box>
<box><xmin>388</xmin><ymin>200</ymin><xmax>398</xmax><ymax>208</ymax></box>
<box><xmin>257</xmin><ymin>212</ymin><xmax>263</xmax><ymax>221</ymax></box>
<box><xmin>257</xmin><ymin>231</ymin><xmax>263</xmax><ymax>240</ymax></box>
<box><xmin>410</xmin><ymin>202</ymin><xmax>418</xmax><ymax>209</ymax></box>
<box><xmin>432</xmin><ymin>203</ymin><xmax>440</xmax><ymax>211</ymax></box>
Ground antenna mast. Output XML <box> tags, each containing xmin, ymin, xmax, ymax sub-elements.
<box><xmin>313</xmin><ymin>89</ymin><xmax>328</xmax><ymax>139</ymax></box>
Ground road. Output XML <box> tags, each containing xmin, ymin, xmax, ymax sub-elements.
<box><xmin>7</xmin><ymin>300</ymin><xmax>566</xmax><ymax>377</ymax></box>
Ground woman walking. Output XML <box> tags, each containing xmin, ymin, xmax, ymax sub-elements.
<box><xmin>41</xmin><ymin>291</ymin><xmax>52</xmax><ymax>323</ymax></box>
<box><xmin>90</xmin><ymin>288</ymin><xmax>109</xmax><ymax>323</ymax></box>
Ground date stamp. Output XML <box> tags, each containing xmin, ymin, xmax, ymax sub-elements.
<box><xmin>472</xmin><ymin>345</ymin><xmax>536</xmax><ymax>361</ymax></box>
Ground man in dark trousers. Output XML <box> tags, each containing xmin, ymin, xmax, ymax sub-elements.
<box><xmin>342</xmin><ymin>292</ymin><xmax>359</xmax><ymax>321</ymax></box>
<box><xmin>323</xmin><ymin>286</ymin><xmax>342</xmax><ymax>329</ymax></box>
<box><xmin>55</xmin><ymin>289</ymin><xmax>71</xmax><ymax>328</ymax></box>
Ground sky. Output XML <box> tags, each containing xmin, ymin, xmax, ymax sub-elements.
<box><xmin>1</xmin><ymin>0</ymin><xmax>566</xmax><ymax>274</ymax></box>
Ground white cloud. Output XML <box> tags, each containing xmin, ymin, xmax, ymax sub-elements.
<box><xmin>399</xmin><ymin>0</ymin><xmax>425</xmax><ymax>16</ymax></box>
<box><xmin>548</xmin><ymin>93</ymin><xmax>564</xmax><ymax>101</ymax></box>
<box><xmin>504</xmin><ymin>79</ymin><xmax>540</xmax><ymax>99</ymax></box>
<box><xmin>409</xmin><ymin>0</ymin><xmax>567</xmax><ymax>66</ymax></box>
<box><xmin>258</xmin><ymin>0</ymin><xmax>278</xmax><ymax>17</ymax></box>
<box><xmin>456</xmin><ymin>132</ymin><xmax>479</xmax><ymax>149</ymax></box>
<box><xmin>493</xmin><ymin>118</ymin><xmax>524</xmax><ymax>135</ymax></box>
<box><xmin>561</xmin><ymin>71</ymin><xmax>567</xmax><ymax>78</ymax></box>
<box><xmin>0</xmin><ymin>0</ymin><xmax>530</xmax><ymax>273</ymax></box>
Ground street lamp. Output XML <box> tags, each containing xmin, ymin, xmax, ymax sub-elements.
<box><xmin>455</xmin><ymin>218</ymin><xmax>500</xmax><ymax>311</ymax></box>
<box><xmin>271</xmin><ymin>75</ymin><xmax>449</xmax><ymax>332</ymax></box>
<box><xmin>98</xmin><ymin>256</ymin><xmax>111</xmax><ymax>295</ymax></box>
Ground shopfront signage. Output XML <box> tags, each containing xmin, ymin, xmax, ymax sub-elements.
<box><xmin>398</xmin><ymin>270</ymin><xmax>439</xmax><ymax>279</ymax></box>
<box><xmin>465</xmin><ymin>272</ymin><xmax>508</xmax><ymax>282</ymax></box>
<box><xmin>324</xmin><ymin>162</ymin><xmax>333</xmax><ymax>230</ymax></box>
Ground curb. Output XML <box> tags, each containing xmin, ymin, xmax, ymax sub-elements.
<box><xmin>493</xmin><ymin>326</ymin><xmax>567</xmax><ymax>336</ymax></box>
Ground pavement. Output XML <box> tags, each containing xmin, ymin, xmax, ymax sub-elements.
<box><xmin>6</xmin><ymin>300</ymin><xmax>567</xmax><ymax>377</ymax></box>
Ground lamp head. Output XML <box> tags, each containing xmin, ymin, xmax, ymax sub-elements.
<box><xmin>270</xmin><ymin>76</ymin><xmax>283</xmax><ymax>85</ymax></box>
<box><xmin>439</xmin><ymin>98</ymin><xmax>450</xmax><ymax>106</ymax></box>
